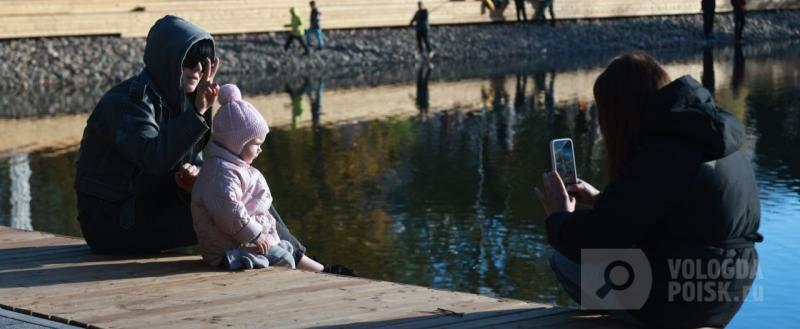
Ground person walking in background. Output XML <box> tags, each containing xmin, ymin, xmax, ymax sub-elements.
<box><xmin>702</xmin><ymin>0</ymin><xmax>716</xmax><ymax>39</ymax></box>
<box><xmin>284</xmin><ymin>7</ymin><xmax>310</xmax><ymax>55</ymax></box>
<box><xmin>514</xmin><ymin>0</ymin><xmax>528</xmax><ymax>22</ymax></box>
<box><xmin>731</xmin><ymin>0</ymin><xmax>747</xmax><ymax>42</ymax></box>
<box><xmin>410</xmin><ymin>1</ymin><xmax>434</xmax><ymax>58</ymax></box>
<box><xmin>535</xmin><ymin>0</ymin><xmax>555</xmax><ymax>26</ymax></box>
<box><xmin>306</xmin><ymin>1</ymin><xmax>324</xmax><ymax>50</ymax></box>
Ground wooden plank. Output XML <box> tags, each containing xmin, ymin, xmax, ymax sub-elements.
<box><xmin>288</xmin><ymin>299</ymin><xmax>539</xmax><ymax>329</ymax></box>
<box><xmin>0</xmin><ymin>244</ymin><xmax>92</xmax><ymax>262</ymax></box>
<box><xmin>140</xmin><ymin>280</ymin><xmax>407</xmax><ymax>329</ymax></box>
<box><xmin>497</xmin><ymin>310</ymin><xmax>638</xmax><ymax>328</ymax></box>
<box><xmin>5</xmin><ymin>269</ymin><xmax>237</xmax><ymax>307</ymax></box>
<box><xmin>86</xmin><ymin>277</ymin><xmax>374</xmax><ymax>326</ymax></box>
<box><xmin>359</xmin><ymin>305</ymin><xmax>557</xmax><ymax>329</ymax></box>
<box><xmin>0</xmin><ymin>236</ymin><xmax>84</xmax><ymax>250</ymax></box>
<box><xmin>0</xmin><ymin>227</ymin><xmax>630</xmax><ymax>329</ymax></box>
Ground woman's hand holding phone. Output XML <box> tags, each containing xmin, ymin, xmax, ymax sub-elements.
<box><xmin>535</xmin><ymin>171</ymin><xmax>576</xmax><ymax>216</ymax></box>
<box><xmin>566</xmin><ymin>179</ymin><xmax>601</xmax><ymax>208</ymax></box>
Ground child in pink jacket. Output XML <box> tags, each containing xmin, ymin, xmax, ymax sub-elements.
<box><xmin>191</xmin><ymin>84</ymin><xmax>306</xmax><ymax>270</ymax></box>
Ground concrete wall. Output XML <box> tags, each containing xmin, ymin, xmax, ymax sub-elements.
<box><xmin>0</xmin><ymin>0</ymin><xmax>798</xmax><ymax>39</ymax></box>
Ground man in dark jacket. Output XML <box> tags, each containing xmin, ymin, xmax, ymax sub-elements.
<box><xmin>731</xmin><ymin>0</ymin><xmax>747</xmax><ymax>41</ymax></box>
<box><xmin>74</xmin><ymin>16</ymin><xmax>310</xmax><ymax>260</ymax></box>
<box><xmin>410</xmin><ymin>2</ymin><xmax>433</xmax><ymax>57</ymax></box>
<box><xmin>540</xmin><ymin>76</ymin><xmax>762</xmax><ymax>327</ymax></box>
<box><xmin>306</xmin><ymin>1</ymin><xmax>324</xmax><ymax>50</ymax></box>
<box><xmin>702</xmin><ymin>0</ymin><xmax>716</xmax><ymax>38</ymax></box>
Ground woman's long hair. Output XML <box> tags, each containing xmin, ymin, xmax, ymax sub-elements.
<box><xmin>593</xmin><ymin>51</ymin><xmax>671</xmax><ymax>181</ymax></box>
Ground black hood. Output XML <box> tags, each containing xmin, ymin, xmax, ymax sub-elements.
<box><xmin>143</xmin><ymin>15</ymin><xmax>214</xmax><ymax>112</ymax></box>
<box><xmin>642</xmin><ymin>75</ymin><xmax>746</xmax><ymax>160</ymax></box>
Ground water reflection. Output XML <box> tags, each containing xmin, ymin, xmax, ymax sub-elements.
<box><xmin>1</xmin><ymin>46</ymin><xmax>800</xmax><ymax>325</ymax></box>
<box><xmin>307</xmin><ymin>79</ymin><xmax>324</xmax><ymax>130</ymax></box>
<box><xmin>732</xmin><ymin>43</ymin><xmax>745</xmax><ymax>97</ymax></box>
<box><xmin>416</xmin><ymin>65</ymin><xmax>432</xmax><ymax>118</ymax></box>
<box><xmin>0</xmin><ymin>154</ymin><xmax>32</xmax><ymax>230</ymax></box>
<box><xmin>703</xmin><ymin>46</ymin><xmax>716</xmax><ymax>95</ymax></box>
<box><xmin>285</xmin><ymin>78</ymin><xmax>310</xmax><ymax>129</ymax></box>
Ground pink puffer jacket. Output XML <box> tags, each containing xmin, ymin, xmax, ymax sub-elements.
<box><xmin>191</xmin><ymin>141</ymin><xmax>280</xmax><ymax>266</ymax></box>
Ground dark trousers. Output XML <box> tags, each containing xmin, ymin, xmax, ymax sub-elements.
<box><xmin>703</xmin><ymin>10</ymin><xmax>715</xmax><ymax>36</ymax></box>
<box><xmin>515</xmin><ymin>1</ymin><xmax>527</xmax><ymax>21</ymax></box>
<box><xmin>535</xmin><ymin>0</ymin><xmax>555</xmax><ymax>25</ymax></box>
<box><xmin>734</xmin><ymin>12</ymin><xmax>745</xmax><ymax>40</ymax></box>
<box><xmin>284</xmin><ymin>34</ymin><xmax>310</xmax><ymax>54</ymax></box>
<box><xmin>77</xmin><ymin>193</ymin><xmax>306</xmax><ymax>263</ymax></box>
<box><xmin>416</xmin><ymin>30</ymin><xmax>431</xmax><ymax>53</ymax></box>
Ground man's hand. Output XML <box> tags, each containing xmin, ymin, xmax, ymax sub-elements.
<box><xmin>194</xmin><ymin>57</ymin><xmax>220</xmax><ymax>115</ymax></box>
<box><xmin>175</xmin><ymin>163</ymin><xmax>200</xmax><ymax>192</ymax></box>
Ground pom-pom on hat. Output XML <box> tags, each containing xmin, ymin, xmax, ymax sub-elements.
<box><xmin>212</xmin><ymin>84</ymin><xmax>269</xmax><ymax>156</ymax></box>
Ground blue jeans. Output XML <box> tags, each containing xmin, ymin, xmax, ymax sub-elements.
<box><xmin>306</xmin><ymin>28</ymin><xmax>324</xmax><ymax>49</ymax></box>
<box><xmin>549</xmin><ymin>251</ymin><xmax>643</xmax><ymax>326</ymax></box>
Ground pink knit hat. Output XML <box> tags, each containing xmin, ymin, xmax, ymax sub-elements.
<box><xmin>212</xmin><ymin>84</ymin><xmax>270</xmax><ymax>156</ymax></box>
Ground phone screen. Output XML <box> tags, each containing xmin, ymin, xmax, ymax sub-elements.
<box><xmin>551</xmin><ymin>139</ymin><xmax>578</xmax><ymax>186</ymax></box>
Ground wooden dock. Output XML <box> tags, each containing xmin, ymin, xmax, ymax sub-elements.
<box><xmin>0</xmin><ymin>226</ymin><xmax>635</xmax><ymax>328</ymax></box>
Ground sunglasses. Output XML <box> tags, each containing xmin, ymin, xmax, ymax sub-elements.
<box><xmin>182</xmin><ymin>55</ymin><xmax>210</xmax><ymax>69</ymax></box>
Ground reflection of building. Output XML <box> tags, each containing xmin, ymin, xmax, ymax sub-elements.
<box><xmin>4</xmin><ymin>154</ymin><xmax>32</xmax><ymax>230</ymax></box>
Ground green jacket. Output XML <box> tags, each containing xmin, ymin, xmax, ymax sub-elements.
<box><xmin>290</xmin><ymin>8</ymin><xmax>305</xmax><ymax>36</ymax></box>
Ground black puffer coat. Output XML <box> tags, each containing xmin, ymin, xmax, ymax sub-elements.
<box><xmin>546</xmin><ymin>76</ymin><xmax>762</xmax><ymax>327</ymax></box>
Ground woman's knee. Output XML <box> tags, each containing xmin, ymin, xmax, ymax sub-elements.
<box><xmin>549</xmin><ymin>251</ymin><xmax>583</xmax><ymax>304</ymax></box>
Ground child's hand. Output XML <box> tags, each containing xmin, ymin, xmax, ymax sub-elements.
<box><xmin>246</xmin><ymin>234</ymin><xmax>270</xmax><ymax>255</ymax></box>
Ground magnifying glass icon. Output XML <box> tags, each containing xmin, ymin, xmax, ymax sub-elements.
<box><xmin>595</xmin><ymin>260</ymin><xmax>635</xmax><ymax>298</ymax></box>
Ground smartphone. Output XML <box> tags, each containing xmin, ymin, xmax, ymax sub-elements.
<box><xmin>550</xmin><ymin>138</ymin><xmax>578</xmax><ymax>186</ymax></box>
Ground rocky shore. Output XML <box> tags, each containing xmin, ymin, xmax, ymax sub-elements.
<box><xmin>0</xmin><ymin>10</ymin><xmax>798</xmax><ymax>117</ymax></box>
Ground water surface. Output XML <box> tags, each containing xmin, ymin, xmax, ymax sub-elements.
<box><xmin>1</xmin><ymin>44</ymin><xmax>797</xmax><ymax>327</ymax></box>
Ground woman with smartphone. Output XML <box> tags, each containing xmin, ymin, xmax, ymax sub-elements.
<box><xmin>535</xmin><ymin>51</ymin><xmax>762</xmax><ymax>327</ymax></box>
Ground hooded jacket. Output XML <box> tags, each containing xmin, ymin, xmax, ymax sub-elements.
<box><xmin>191</xmin><ymin>142</ymin><xmax>280</xmax><ymax>266</ymax></box>
<box><xmin>75</xmin><ymin>16</ymin><xmax>213</xmax><ymax>226</ymax></box>
<box><xmin>546</xmin><ymin>76</ymin><xmax>762</xmax><ymax>327</ymax></box>
<box><xmin>290</xmin><ymin>8</ymin><xmax>305</xmax><ymax>37</ymax></box>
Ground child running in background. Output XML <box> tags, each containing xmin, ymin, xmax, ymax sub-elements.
<box><xmin>191</xmin><ymin>84</ymin><xmax>323</xmax><ymax>271</ymax></box>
